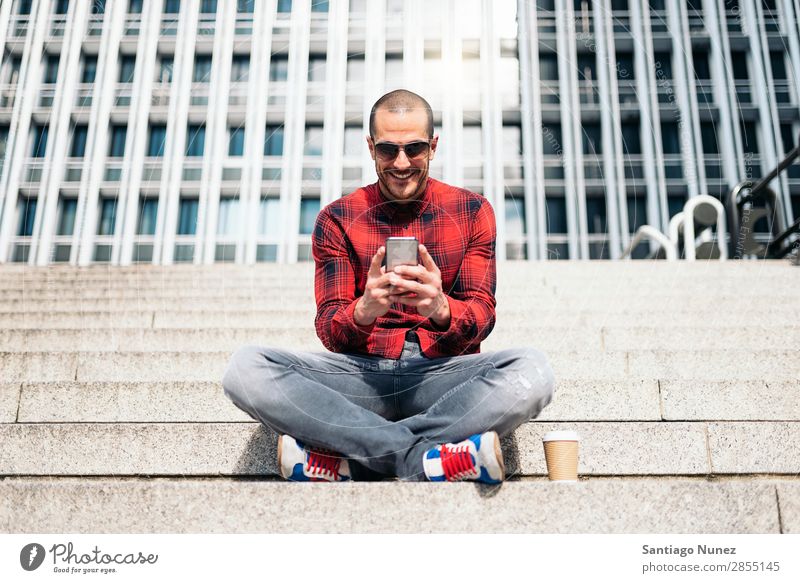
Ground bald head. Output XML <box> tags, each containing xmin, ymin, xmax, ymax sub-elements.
<box><xmin>369</xmin><ymin>90</ymin><xmax>434</xmax><ymax>139</ymax></box>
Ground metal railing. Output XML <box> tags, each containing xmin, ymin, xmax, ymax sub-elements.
<box><xmin>726</xmin><ymin>132</ymin><xmax>800</xmax><ymax>260</ymax></box>
<box><xmin>621</xmin><ymin>195</ymin><xmax>727</xmax><ymax>261</ymax></box>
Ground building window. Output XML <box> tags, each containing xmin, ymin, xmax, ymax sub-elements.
<box><xmin>16</xmin><ymin>197</ymin><xmax>37</xmax><ymax>236</ymax></box>
<box><xmin>129</xmin><ymin>0</ymin><xmax>144</xmax><ymax>14</ymax></box>
<box><xmin>137</xmin><ymin>198</ymin><xmax>158</xmax><ymax>235</ymax></box>
<box><xmin>349</xmin><ymin>0</ymin><xmax>366</xmax><ymax>12</ymax></box>
<box><xmin>0</xmin><ymin>125</ymin><xmax>8</xmax><ymax>168</ymax></box>
<box><xmin>780</xmin><ymin>124</ymin><xmax>796</xmax><ymax>153</ymax></box>
<box><xmin>731</xmin><ymin>51</ymin><xmax>748</xmax><ymax>80</ymax></box>
<box><xmin>539</xmin><ymin>54</ymin><xmax>558</xmax><ymax>80</ymax></box>
<box><xmin>586</xmin><ymin>197</ymin><xmax>607</xmax><ymax>234</ymax></box>
<box><xmin>217</xmin><ymin>197</ymin><xmax>239</xmax><ymax>236</ymax></box>
<box><xmin>582</xmin><ymin>123</ymin><xmax>602</xmax><ymax>155</ymax></box>
<box><xmin>308</xmin><ymin>55</ymin><xmax>326</xmax><ymax>82</ymax></box>
<box><xmin>264</xmin><ymin>125</ymin><xmax>284</xmax><ymax>156</ymax></box>
<box><xmin>97</xmin><ymin>197</ymin><xmax>117</xmax><ymax>235</ymax></box>
<box><xmin>237</xmin><ymin>0</ymin><xmax>254</xmax><ymax>12</ymax></box>
<box><xmin>258</xmin><ymin>197</ymin><xmax>281</xmax><ymax>235</ymax></box>
<box><xmin>621</xmin><ymin>122</ymin><xmax>641</xmax><ymax>154</ymax></box>
<box><xmin>109</xmin><ymin>125</ymin><xmax>127</xmax><ymax>157</ymax></box>
<box><xmin>577</xmin><ymin>54</ymin><xmax>596</xmax><ymax>82</ymax></box>
<box><xmin>177</xmin><ymin>198</ymin><xmax>198</xmax><ymax>235</ymax></box>
<box><xmin>231</xmin><ymin>55</ymin><xmax>249</xmax><ymax>82</ymax></box>
<box><xmin>164</xmin><ymin>0</ymin><xmax>180</xmax><ymax>14</ymax></box>
<box><xmin>627</xmin><ymin>195</ymin><xmax>647</xmax><ymax>233</ymax></box>
<box><xmin>304</xmin><ymin>125</ymin><xmax>324</xmax><ymax>156</ymax></box>
<box><xmin>269</xmin><ymin>57</ymin><xmax>289</xmax><ymax>81</ymax></box>
<box><xmin>299</xmin><ymin>199</ymin><xmax>321</xmax><ymax>234</ymax></box>
<box><xmin>542</xmin><ymin>124</ymin><xmax>562</xmax><ymax>156</ymax></box>
<box><xmin>148</xmin><ymin>125</ymin><xmax>167</xmax><ymax>157</ymax></box>
<box><xmin>700</xmin><ymin>122</ymin><xmax>719</xmax><ymax>154</ymax></box>
<box><xmin>385</xmin><ymin>56</ymin><xmax>403</xmax><ymax>87</ymax></box>
<box><xmin>277</xmin><ymin>0</ymin><xmax>292</xmax><ymax>13</ymax></box>
<box><xmin>70</xmin><ymin>125</ymin><xmax>88</xmax><ymax>158</ymax></box>
<box><xmin>505</xmin><ymin>196</ymin><xmax>526</xmax><ymax>237</ymax></box>
<box><xmin>43</xmin><ymin>55</ymin><xmax>59</xmax><ymax>84</ymax></box>
<box><xmin>661</xmin><ymin>122</ymin><xmax>681</xmax><ymax>154</ymax></box>
<box><xmin>186</xmin><ymin>125</ymin><xmax>206</xmax><ymax>157</ymax></box>
<box><xmin>31</xmin><ymin>124</ymin><xmax>49</xmax><ymax>158</ymax></box>
<box><xmin>617</xmin><ymin>52</ymin><xmax>635</xmax><ymax>80</ymax></box>
<box><xmin>193</xmin><ymin>55</ymin><xmax>212</xmax><ymax>82</ymax></box>
<box><xmin>654</xmin><ymin>52</ymin><xmax>672</xmax><ymax>80</ymax></box>
<box><xmin>502</xmin><ymin>125</ymin><xmax>522</xmax><ymax>158</ymax></box>
<box><xmin>693</xmin><ymin>50</ymin><xmax>711</xmax><ymax>80</ymax></box>
<box><xmin>463</xmin><ymin>125</ymin><xmax>482</xmax><ymax>157</ymax></box>
<box><xmin>56</xmin><ymin>197</ymin><xmax>78</xmax><ymax>236</ymax></box>
<box><xmin>119</xmin><ymin>55</ymin><xmax>136</xmax><ymax>83</ymax></box>
<box><xmin>545</xmin><ymin>197</ymin><xmax>568</xmax><ymax>233</ymax></box>
<box><xmin>346</xmin><ymin>55</ymin><xmax>365</xmax><ymax>82</ymax></box>
<box><xmin>17</xmin><ymin>0</ymin><xmax>33</xmax><ymax>15</ymax></box>
<box><xmin>311</xmin><ymin>0</ymin><xmax>329</xmax><ymax>12</ymax></box>
<box><xmin>158</xmin><ymin>56</ymin><xmax>174</xmax><ymax>83</ymax></box>
<box><xmin>91</xmin><ymin>0</ymin><xmax>106</xmax><ymax>14</ymax></box>
<box><xmin>81</xmin><ymin>55</ymin><xmax>97</xmax><ymax>83</ymax></box>
<box><xmin>200</xmin><ymin>0</ymin><xmax>217</xmax><ymax>13</ymax></box>
<box><xmin>344</xmin><ymin>126</ymin><xmax>362</xmax><ymax>156</ymax></box>
<box><xmin>741</xmin><ymin>121</ymin><xmax>759</xmax><ymax>154</ymax></box>
<box><xmin>229</xmin><ymin>126</ymin><xmax>245</xmax><ymax>156</ymax></box>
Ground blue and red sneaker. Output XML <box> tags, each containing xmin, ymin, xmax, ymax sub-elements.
<box><xmin>277</xmin><ymin>435</ymin><xmax>351</xmax><ymax>482</ymax></box>
<box><xmin>422</xmin><ymin>431</ymin><xmax>505</xmax><ymax>484</ymax></box>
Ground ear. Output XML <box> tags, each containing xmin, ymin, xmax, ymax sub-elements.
<box><xmin>428</xmin><ymin>134</ymin><xmax>439</xmax><ymax>161</ymax></box>
<box><xmin>366</xmin><ymin>136</ymin><xmax>376</xmax><ymax>161</ymax></box>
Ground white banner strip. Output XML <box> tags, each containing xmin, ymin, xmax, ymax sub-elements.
<box><xmin>1</xmin><ymin>534</ymin><xmax>798</xmax><ymax>582</ymax></box>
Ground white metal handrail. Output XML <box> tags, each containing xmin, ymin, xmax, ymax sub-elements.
<box><xmin>620</xmin><ymin>225</ymin><xmax>677</xmax><ymax>260</ymax></box>
<box><xmin>683</xmin><ymin>194</ymin><xmax>728</xmax><ymax>261</ymax></box>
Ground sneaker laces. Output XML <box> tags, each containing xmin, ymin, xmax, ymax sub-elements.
<box><xmin>440</xmin><ymin>443</ymin><xmax>477</xmax><ymax>481</ymax></box>
<box><xmin>306</xmin><ymin>448</ymin><xmax>343</xmax><ymax>480</ymax></box>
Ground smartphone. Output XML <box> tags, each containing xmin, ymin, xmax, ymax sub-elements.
<box><xmin>385</xmin><ymin>237</ymin><xmax>418</xmax><ymax>272</ymax></box>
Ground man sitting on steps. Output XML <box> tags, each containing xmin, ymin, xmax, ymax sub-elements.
<box><xmin>222</xmin><ymin>89</ymin><xmax>555</xmax><ymax>483</ymax></box>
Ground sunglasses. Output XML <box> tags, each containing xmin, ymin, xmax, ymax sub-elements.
<box><xmin>373</xmin><ymin>140</ymin><xmax>431</xmax><ymax>161</ymax></box>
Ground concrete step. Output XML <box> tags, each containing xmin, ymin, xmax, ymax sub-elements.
<box><xmin>1</xmin><ymin>271</ymin><xmax>796</xmax><ymax>290</ymax></box>
<box><xmin>1</xmin><ymin>307</ymin><xmax>798</xmax><ymax>329</ymax></box>
<box><xmin>3</xmin><ymin>349</ymin><xmax>798</xmax><ymax>382</ymax></box>
<box><xmin>1</xmin><ymin>276</ymin><xmax>796</xmax><ymax>296</ymax></box>
<box><xmin>3</xmin><ymin>262</ymin><xmax>782</xmax><ymax>275</ymax></box>
<box><xmin>0</xmin><ymin>478</ymin><xmax>790</xmax><ymax>533</ymax></box>
<box><xmin>1</xmin><ymin>326</ymin><xmax>798</xmax><ymax>352</ymax></box>
<box><xmin>0</xmin><ymin>320</ymin><xmax>800</xmax><ymax>352</ymax></box>
<box><xmin>1</xmin><ymin>421</ymin><xmax>799</xmax><ymax>476</ymax></box>
<box><xmin>2</xmin><ymin>290</ymin><xmax>797</xmax><ymax>308</ymax></box>
<box><xmin>7</xmin><ymin>380</ymin><xmax>798</xmax><ymax>424</ymax></box>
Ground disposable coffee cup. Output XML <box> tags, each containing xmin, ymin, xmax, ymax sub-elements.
<box><xmin>542</xmin><ymin>430</ymin><xmax>580</xmax><ymax>482</ymax></box>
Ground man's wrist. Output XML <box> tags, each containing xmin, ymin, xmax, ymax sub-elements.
<box><xmin>429</xmin><ymin>294</ymin><xmax>451</xmax><ymax>329</ymax></box>
<box><xmin>353</xmin><ymin>298</ymin><xmax>376</xmax><ymax>327</ymax></box>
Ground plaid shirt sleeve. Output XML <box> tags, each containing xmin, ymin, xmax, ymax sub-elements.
<box><xmin>423</xmin><ymin>197</ymin><xmax>497</xmax><ymax>357</ymax></box>
<box><xmin>311</xmin><ymin>207</ymin><xmax>374</xmax><ymax>353</ymax></box>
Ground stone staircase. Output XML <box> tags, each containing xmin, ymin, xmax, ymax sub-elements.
<box><xmin>1</xmin><ymin>260</ymin><xmax>798</xmax><ymax>533</ymax></box>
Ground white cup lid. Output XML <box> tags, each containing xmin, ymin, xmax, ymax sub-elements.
<box><xmin>542</xmin><ymin>430</ymin><xmax>580</xmax><ymax>442</ymax></box>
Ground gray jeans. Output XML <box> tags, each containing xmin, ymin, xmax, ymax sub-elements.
<box><xmin>222</xmin><ymin>334</ymin><xmax>555</xmax><ymax>481</ymax></box>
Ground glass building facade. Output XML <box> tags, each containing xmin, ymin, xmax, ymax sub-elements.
<box><xmin>0</xmin><ymin>0</ymin><xmax>798</xmax><ymax>265</ymax></box>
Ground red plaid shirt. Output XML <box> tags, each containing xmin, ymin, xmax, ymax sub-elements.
<box><xmin>312</xmin><ymin>177</ymin><xmax>497</xmax><ymax>359</ymax></box>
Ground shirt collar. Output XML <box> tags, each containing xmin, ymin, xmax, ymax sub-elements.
<box><xmin>369</xmin><ymin>178</ymin><xmax>433</xmax><ymax>221</ymax></box>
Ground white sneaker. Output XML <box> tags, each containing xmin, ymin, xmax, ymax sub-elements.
<box><xmin>277</xmin><ymin>435</ymin><xmax>351</xmax><ymax>482</ymax></box>
<box><xmin>422</xmin><ymin>431</ymin><xmax>504</xmax><ymax>483</ymax></box>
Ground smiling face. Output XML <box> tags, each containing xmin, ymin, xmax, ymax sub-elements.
<box><xmin>367</xmin><ymin>107</ymin><xmax>438</xmax><ymax>203</ymax></box>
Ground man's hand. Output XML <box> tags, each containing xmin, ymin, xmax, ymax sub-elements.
<box><xmin>387</xmin><ymin>244</ymin><xmax>451</xmax><ymax>328</ymax></box>
<box><xmin>353</xmin><ymin>246</ymin><xmax>397</xmax><ymax>327</ymax></box>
